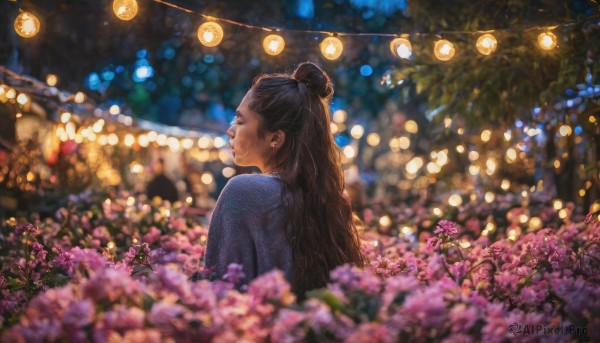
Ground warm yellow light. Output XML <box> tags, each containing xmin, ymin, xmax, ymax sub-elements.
<box><xmin>484</xmin><ymin>192</ymin><xmax>495</xmax><ymax>203</ymax></box>
<box><xmin>432</xmin><ymin>207</ymin><xmax>443</xmax><ymax>217</ymax></box>
<box><xmin>554</xmin><ymin>160</ymin><xmax>561</xmax><ymax>169</ymax></box>
<box><xmin>198</xmin><ymin>21</ymin><xmax>223</xmax><ymax>47</ymax></box>
<box><xmin>350</xmin><ymin>125</ymin><xmax>364</xmax><ymax>139</ymax></box>
<box><xmin>107</xmin><ymin>133</ymin><xmax>119</xmax><ymax>146</ymax></box>
<box><xmin>468</xmin><ymin>151</ymin><xmax>479</xmax><ymax>161</ymax></box>
<box><xmin>390</xmin><ymin>37</ymin><xmax>412</xmax><ymax>59</ymax></box>
<box><xmin>558</xmin><ymin>208</ymin><xmax>568</xmax><ymax>219</ymax></box>
<box><xmin>529</xmin><ymin>217</ymin><xmax>542</xmax><ymax>230</ymax></box>
<box><xmin>590</xmin><ymin>115</ymin><xmax>597</xmax><ymax>123</ymax></box>
<box><xmin>332</xmin><ymin>109</ymin><xmax>347</xmax><ymax>123</ymax></box>
<box><xmin>538</xmin><ymin>32</ymin><xmax>557</xmax><ymax>50</ymax></box>
<box><xmin>468</xmin><ymin>165</ymin><xmax>480</xmax><ymax>176</ymax></box>
<box><xmin>457</xmin><ymin>128</ymin><xmax>464</xmax><ymax>135</ymax></box>
<box><xmin>182</xmin><ymin>138</ymin><xmax>194</xmax><ymax>150</ymax></box>
<box><xmin>126</xmin><ymin>196</ymin><xmax>135</xmax><ymax>207</ymax></box>
<box><xmin>434</xmin><ymin>39</ymin><xmax>456</xmax><ymax>61</ymax></box>
<box><xmin>504</xmin><ymin>130</ymin><xmax>512</xmax><ymax>141</ymax></box>
<box><xmin>156</xmin><ymin>134</ymin><xmax>167</xmax><ymax>146</ymax></box>
<box><xmin>559</xmin><ymin>125</ymin><xmax>572</xmax><ymax>136</ymax></box>
<box><xmin>404</xmin><ymin>120</ymin><xmax>418</xmax><ymax>134</ymax></box>
<box><xmin>480</xmin><ymin>129</ymin><xmax>492</xmax><ymax>142</ymax></box>
<box><xmin>367</xmin><ymin>133</ymin><xmax>380</xmax><ymax>146</ymax></box>
<box><xmin>74</xmin><ymin>92</ymin><xmax>86</xmax><ymax>104</ymax></box>
<box><xmin>506</xmin><ymin>148</ymin><xmax>517</xmax><ymax>162</ymax></box>
<box><xmin>343</xmin><ymin>146</ymin><xmax>356</xmax><ymax>159</ymax></box>
<box><xmin>320</xmin><ymin>36</ymin><xmax>343</xmax><ymax>60</ymax></box>
<box><xmin>92</xmin><ymin>120</ymin><xmax>104</xmax><ymax>133</ymax></box>
<box><xmin>46</xmin><ymin>74</ymin><xmax>58</xmax><ymax>87</ymax></box>
<box><xmin>456</xmin><ymin>145</ymin><xmax>465</xmax><ymax>153</ymax></box>
<box><xmin>109</xmin><ymin>105</ymin><xmax>120</xmax><ymax>115</ymax></box>
<box><xmin>6</xmin><ymin>89</ymin><xmax>16</xmax><ymax>99</ymax></box>
<box><xmin>201</xmin><ymin>172</ymin><xmax>214</xmax><ymax>185</ymax></box>
<box><xmin>448</xmin><ymin>194</ymin><xmax>463</xmax><ymax>207</ymax></box>
<box><xmin>553</xmin><ymin>199</ymin><xmax>563</xmax><ymax>210</ymax></box>
<box><xmin>486</xmin><ymin>158</ymin><xmax>497</xmax><ymax>173</ymax></box>
<box><xmin>222</xmin><ymin>167</ymin><xmax>235</xmax><ymax>178</ymax></box>
<box><xmin>198</xmin><ymin>136</ymin><xmax>211</xmax><ymax>149</ymax></box>
<box><xmin>14</xmin><ymin>11</ymin><xmax>40</xmax><ymax>38</ymax></box>
<box><xmin>501</xmin><ymin>179</ymin><xmax>510</xmax><ymax>191</ymax></box>
<box><xmin>518</xmin><ymin>214</ymin><xmax>529</xmax><ymax>224</ymax></box>
<box><xmin>214</xmin><ymin>136</ymin><xmax>226</xmax><ymax>148</ymax></box>
<box><xmin>399</xmin><ymin>136</ymin><xmax>410</xmax><ymax>150</ymax></box>
<box><xmin>406</xmin><ymin>157</ymin><xmax>424</xmax><ymax>174</ymax></box>
<box><xmin>475</xmin><ymin>33</ymin><xmax>497</xmax><ymax>55</ymax></box>
<box><xmin>138</xmin><ymin>134</ymin><xmax>149</xmax><ymax>147</ymax></box>
<box><xmin>263</xmin><ymin>34</ymin><xmax>285</xmax><ymax>56</ymax></box>
<box><xmin>15</xmin><ymin>112</ymin><xmax>23</xmax><ymax>118</ymax></box>
<box><xmin>167</xmin><ymin>137</ymin><xmax>180</xmax><ymax>152</ymax></box>
<box><xmin>427</xmin><ymin>162</ymin><xmax>441</xmax><ymax>174</ymax></box>
<box><xmin>147</xmin><ymin>131</ymin><xmax>157</xmax><ymax>142</ymax></box>
<box><xmin>130</xmin><ymin>162</ymin><xmax>143</xmax><ymax>174</ymax></box>
<box><xmin>198</xmin><ymin>22</ymin><xmax>224</xmax><ymax>47</ymax></box>
<box><xmin>379</xmin><ymin>215</ymin><xmax>391</xmax><ymax>228</ymax></box>
<box><xmin>579</xmin><ymin>189</ymin><xmax>586</xmax><ymax>197</ymax></box>
<box><xmin>113</xmin><ymin>0</ymin><xmax>138</xmax><ymax>21</ymax></box>
<box><xmin>16</xmin><ymin>93</ymin><xmax>29</xmax><ymax>105</ymax></box>
<box><xmin>124</xmin><ymin>134</ymin><xmax>135</xmax><ymax>147</ymax></box>
<box><xmin>60</xmin><ymin>112</ymin><xmax>71</xmax><ymax>124</ymax></box>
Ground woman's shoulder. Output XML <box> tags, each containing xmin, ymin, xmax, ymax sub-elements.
<box><xmin>219</xmin><ymin>174</ymin><xmax>282</xmax><ymax>207</ymax></box>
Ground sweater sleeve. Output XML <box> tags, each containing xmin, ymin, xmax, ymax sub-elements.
<box><xmin>204</xmin><ymin>174</ymin><xmax>288</xmax><ymax>284</ymax></box>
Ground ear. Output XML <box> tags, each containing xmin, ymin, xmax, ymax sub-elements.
<box><xmin>269</xmin><ymin>130</ymin><xmax>286</xmax><ymax>149</ymax></box>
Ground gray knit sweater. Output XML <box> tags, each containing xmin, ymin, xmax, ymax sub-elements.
<box><xmin>204</xmin><ymin>173</ymin><xmax>293</xmax><ymax>285</ymax></box>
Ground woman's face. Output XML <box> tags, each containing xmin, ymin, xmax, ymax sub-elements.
<box><xmin>227</xmin><ymin>90</ymin><xmax>274</xmax><ymax>172</ymax></box>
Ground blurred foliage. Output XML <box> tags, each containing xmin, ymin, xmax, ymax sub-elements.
<box><xmin>391</xmin><ymin>0</ymin><xmax>600</xmax><ymax>126</ymax></box>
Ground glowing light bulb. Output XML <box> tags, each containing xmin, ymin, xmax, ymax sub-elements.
<box><xmin>390</xmin><ymin>37</ymin><xmax>412</xmax><ymax>59</ymax></box>
<box><xmin>16</xmin><ymin>93</ymin><xmax>29</xmax><ymax>105</ymax></box>
<box><xmin>448</xmin><ymin>194</ymin><xmax>463</xmax><ymax>207</ymax></box>
<box><xmin>124</xmin><ymin>134</ymin><xmax>135</xmax><ymax>147</ymax></box>
<box><xmin>538</xmin><ymin>32</ymin><xmax>557</xmax><ymax>50</ymax></box>
<box><xmin>434</xmin><ymin>39</ymin><xmax>455</xmax><ymax>61</ymax></box>
<box><xmin>367</xmin><ymin>133</ymin><xmax>380</xmax><ymax>146</ymax></box>
<box><xmin>46</xmin><ymin>74</ymin><xmax>58</xmax><ymax>87</ymax></box>
<box><xmin>476</xmin><ymin>33</ymin><xmax>497</xmax><ymax>55</ymax></box>
<box><xmin>350</xmin><ymin>125</ymin><xmax>364</xmax><ymax>139</ymax></box>
<box><xmin>404</xmin><ymin>120</ymin><xmax>418</xmax><ymax>134</ymax></box>
<box><xmin>197</xmin><ymin>22</ymin><xmax>224</xmax><ymax>47</ymax></box>
<box><xmin>14</xmin><ymin>11</ymin><xmax>40</xmax><ymax>38</ymax></box>
<box><xmin>113</xmin><ymin>0</ymin><xmax>138</xmax><ymax>21</ymax></box>
<box><xmin>74</xmin><ymin>92</ymin><xmax>86</xmax><ymax>104</ymax></box>
<box><xmin>320</xmin><ymin>37</ymin><xmax>343</xmax><ymax>60</ymax></box>
<box><xmin>263</xmin><ymin>34</ymin><xmax>285</xmax><ymax>56</ymax></box>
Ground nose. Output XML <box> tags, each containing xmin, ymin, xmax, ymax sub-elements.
<box><xmin>226</xmin><ymin>123</ymin><xmax>235</xmax><ymax>139</ymax></box>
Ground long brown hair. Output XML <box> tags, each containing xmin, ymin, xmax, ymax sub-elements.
<box><xmin>249</xmin><ymin>62</ymin><xmax>365</xmax><ymax>296</ymax></box>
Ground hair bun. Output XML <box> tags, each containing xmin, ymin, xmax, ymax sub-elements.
<box><xmin>292</xmin><ymin>62</ymin><xmax>334</xmax><ymax>99</ymax></box>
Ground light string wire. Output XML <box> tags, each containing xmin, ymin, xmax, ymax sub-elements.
<box><xmin>151</xmin><ymin>0</ymin><xmax>599</xmax><ymax>37</ymax></box>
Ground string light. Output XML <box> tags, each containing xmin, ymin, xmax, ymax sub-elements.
<box><xmin>74</xmin><ymin>92</ymin><xmax>86</xmax><ymax>104</ymax></box>
<box><xmin>46</xmin><ymin>74</ymin><xmax>58</xmax><ymax>87</ymax></box>
<box><xmin>262</xmin><ymin>34</ymin><xmax>285</xmax><ymax>56</ymax></box>
<box><xmin>537</xmin><ymin>32</ymin><xmax>557</xmax><ymax>50</ymax></box>
<box><xmin>113</xmin><ymin>0</ymin><xmax>138</xmax><ymax>21</ymax></box>
<box><xmin>14</xmin><ymin>11</ymin><xmax>40</xmax><ymax>38</ymax></box>
<box><xmin>320</xmin><ymin>36</ymin><xmax>343</xmax><ymax>60</ymax></box>
<box><xmin>475</xmin><ymin>33</ymin><xmax>497</xmax><ymax>55</ymax></box>
<box><xmin>434</xmin><ymin>39</ymin><xmax>456</xmax><ymax>61</ymax></box>
<box><xmin>16</xmin><ymin>93</ymin><xmax>30</xmax><ymax>106</ymax></box>
<box><xmin>390</xmin><ymin>37</ymin><xmax>412</xmax><ymax>59</ymax></box>
<box><xmin>197</xmin><ymin>21</ymin><xmax>224</xmax><ymax>47</ymax></box>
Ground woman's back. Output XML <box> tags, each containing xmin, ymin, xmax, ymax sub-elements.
<box><xmin>204</xmin><ymin>173</ymin><xmax>292</xmax><ymax>284</ymax></box>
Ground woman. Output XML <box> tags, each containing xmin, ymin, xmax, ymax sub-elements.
<box><xmin>204</xmin><ymin>62</ymin><xmax>365</xmax><ymax>297</ymax></box>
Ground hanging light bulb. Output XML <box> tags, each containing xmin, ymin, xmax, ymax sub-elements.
<box><xmin>537</xmin><ymin>32</ymin><xmax>557</xmax><ymax>50</ymax></box>
<box><xmin>113</xmin><ymin>0</ymin><xmax>138</xmax><ymax>21</ymax></box>
<box><xmin>434</xmin><ymin>39</ymin><xmax>456</xmax><ymax>61</ymax></box>
<box><xmin>476</xmin><ymin>33</ymin><xmax>497</xmax><ymax>55</ymax></box>
<box><xmin>263</xmin><ymin>34</ymin><xmax>285</xmax><ymax>56</ymax></box>
<box><xmin>390</xmin><ymin>37</ymin><xmax>412</xmax><ymax>59</ymax></box>
<box><xmin>197</xmin><ymin>21</ymin><xmax>224</xmax><ymax>47</ymax></box>
<box><xmin>320</xmin><ymin>36</ymin><xmax>343</xmax><ymax>60</ymax></box>
<box><xmin>14</xmin><ymin>11</ymin><xmax>40</xmax><ymax>38</ymax></box>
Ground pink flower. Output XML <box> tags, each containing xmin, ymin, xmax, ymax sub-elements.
<box><xmin>434</xmin><ymin>220</ymin><xmax>459</xmax><ymax>238</ymax></box>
